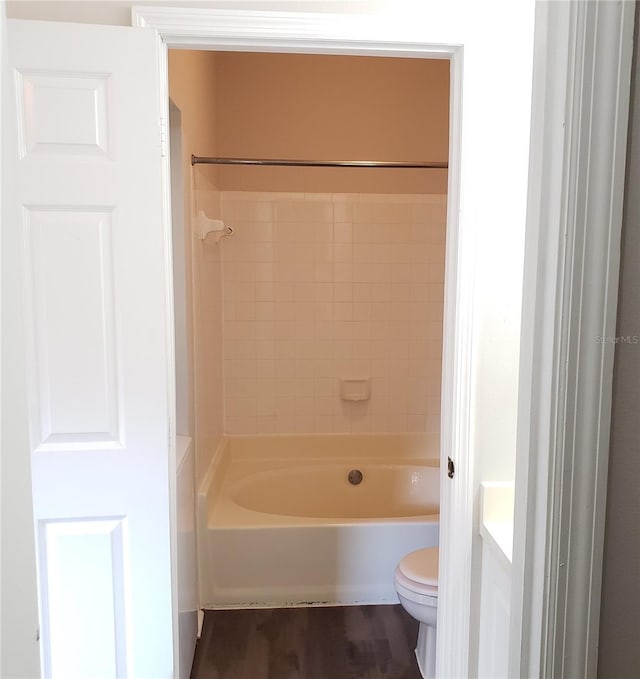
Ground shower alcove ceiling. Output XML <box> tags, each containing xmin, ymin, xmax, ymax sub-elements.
<box><xmin>167</xmin><ymin>50</ymin><xmax>450</xmax><ymax>484</ymax></box>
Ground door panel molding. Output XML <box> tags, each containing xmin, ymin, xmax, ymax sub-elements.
<box><xmin>24</xmin><ymin>206</ymin><xmax>122</xmax><ymax>451</ymax></box>
<box><xmin>38</xmin><ymin>517</ymin><xmax>130</xmax><ymax>678</ymax></box>
<box><xmin>15</xmin><ymin>69</ymin><xmax>112</xmax><ymax>159</ymax></box>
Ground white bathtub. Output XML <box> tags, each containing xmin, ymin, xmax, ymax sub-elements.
<box><xmin>198</xmin><ymin>434</ymin><xmax>440</xmax><ymax>608</ymax></box>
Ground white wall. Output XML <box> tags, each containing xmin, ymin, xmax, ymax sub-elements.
<box><xmin>5</xmin><ymin>0</ymin><xmax>384</xmax><ymax>25</ymax></box>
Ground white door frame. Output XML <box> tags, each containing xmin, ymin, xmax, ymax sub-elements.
<box><xmin>133</xmin><ymin>8</ymin><xmax>473</xmax><ymax>677</ymax></box>
<box><xmin>131</xmin><ymin>6</ymin><xmax>501</xmax><ymax>679</ymax></box>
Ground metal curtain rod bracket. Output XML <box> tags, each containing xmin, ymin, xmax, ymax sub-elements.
<box><xmin>191</xmin><ymin>155</ymin><xmax>448</xmax><ymax>169</ymax></box>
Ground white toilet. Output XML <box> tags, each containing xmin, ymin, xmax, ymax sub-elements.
<box><xmin>394</xmin><ymin>546</ymin><xmax>439</xmax><ymax>679</ymax></box>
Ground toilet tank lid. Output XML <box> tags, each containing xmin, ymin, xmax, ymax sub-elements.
<box><xmin>399</xmin><ymin>546</ymin><xmax>439</xmax><ymax>587</ymax></box>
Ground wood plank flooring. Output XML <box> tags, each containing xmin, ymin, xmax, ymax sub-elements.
<box><xmin>190</xmin><ymin>604</ymin><xmax>422</xmax><ymax>679</ymax></box>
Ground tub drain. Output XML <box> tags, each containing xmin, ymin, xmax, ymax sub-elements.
<box><xmin>348</xmin><ymin>469</ymin><xmax>363</xmax><ymax>485</ymax></box>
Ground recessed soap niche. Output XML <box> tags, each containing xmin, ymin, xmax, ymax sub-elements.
<box><xmin>340</xmin><ymin>378</ymin><xmax>371</xmax><ymax>402</ymax></box>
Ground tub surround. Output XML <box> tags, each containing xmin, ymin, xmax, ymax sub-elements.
<box><xmin>176</xmin><ymin>437</ymin><xmax>197</xmax><ymax>679</ymax></box>
<box><xmin>198</xmin><ymin>434</ymin><xmax>440</xmax><ymax>608</ymax></box>
<box><xmin>221</xmin><ymin>191</ymin><xmax>445</xmax><ymax>436</ymax></box>
<box><xmin>216</xmin><ymin>431</ymin><xmax>438</xmax><ymax>462</ymax></box>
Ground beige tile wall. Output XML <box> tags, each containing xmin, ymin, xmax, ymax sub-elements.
<box><xmin>220</xmin><ymin>191</ymin><xmax>446</xmax><ymax>434</ymax></box>
<box><xmin>192</xmin><ymin>178</ymin><xmax>225</xmax><ymax>485</ymax></box>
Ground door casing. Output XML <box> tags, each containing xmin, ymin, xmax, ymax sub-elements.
<box><xmin>134</xmin><ymin>6</ymin><xmax>532</xmax><ymax>678</ymax></box>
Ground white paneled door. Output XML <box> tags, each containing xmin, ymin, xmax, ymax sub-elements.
<box><xmin>8</xmin><ymin>19</ymin><xmax>175</xmax><ymax>678</ymax></box>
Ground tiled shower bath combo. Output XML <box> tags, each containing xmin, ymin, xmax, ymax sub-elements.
<box><xmin>220</xmin><ymin>191</ymin><xmax>446</xmax><ymax>435</ymax></box>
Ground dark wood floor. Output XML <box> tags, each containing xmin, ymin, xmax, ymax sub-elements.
<box><xmin>190</xmin><ymin>604</ymin><xmax>421</xmax><ymax>679</ymax></box>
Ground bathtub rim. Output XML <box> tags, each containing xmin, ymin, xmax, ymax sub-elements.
<box><xmin>199</xmin><ymin>432</ymin><xmax>440</xmax><ymax>490</ymax></box>
<box><xmin>219</xmin><ymin>431</ymin><xmax>440</xmax><ymax>462</ymax></box>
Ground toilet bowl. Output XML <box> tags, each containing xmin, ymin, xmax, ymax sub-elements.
<box><xmin>394</xmin><ymin>546</ymin><xmax>439</xmax><ymax>679</ymax></box>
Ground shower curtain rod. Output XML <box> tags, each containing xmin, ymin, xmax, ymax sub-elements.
<box><xmin>191</xmin><ymin>155</ymin><xmax>448</xmax><ymax>169</ymax></box>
